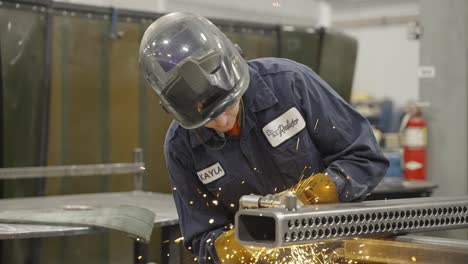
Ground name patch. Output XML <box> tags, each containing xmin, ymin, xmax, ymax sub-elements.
<box><xmin>197</xmin><ymin>162</ymin><xmax>225</xmax><ymax>184</ymax></box>
<box><xmin>262</xmin><ymin>107</ymin><xmax>306</xmax><ymax>147</ymax></box>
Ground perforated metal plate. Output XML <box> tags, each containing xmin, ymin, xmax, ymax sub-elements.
<box><xmin>235</xmin><ymin>196</ymin><xmax>468</xmax><ymax>248</ymax></box>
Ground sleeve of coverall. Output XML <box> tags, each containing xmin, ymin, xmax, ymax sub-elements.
<box><xmin>292</xmin><ymin>65</ymin><xmax>389</xmax><ymax>202</ymax></box>
<box><xmin>164</xmin><ymin>139</ymin><xmax>231</xmax><ymax>264</ymax></box>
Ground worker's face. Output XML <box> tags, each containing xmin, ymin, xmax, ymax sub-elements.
<box><xmin>205</xmin><ymin>100</ymin><xmax>240</xmax><ymax>132</ymax></box>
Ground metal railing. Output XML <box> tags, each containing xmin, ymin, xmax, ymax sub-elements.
<box><xmin>0</xmin><ymin>148</ymin><xmax>145</xmax><ymax>191</ymax></box>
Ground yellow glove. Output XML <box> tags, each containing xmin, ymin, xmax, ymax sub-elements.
<box><xmin>290</xmin><ymin>173</ymin><xmax>339</xmax><ymax>205</ymax></box>
<box><xmin>214</xmin><ymin>229</ymin><xmax>254</xmax><ymax>264</ymax></box>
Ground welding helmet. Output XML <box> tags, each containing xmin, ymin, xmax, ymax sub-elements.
<box><xmin>139</xmin><ymin>12</ymin><xmax>250</xmax><ymax>129</ymax></box>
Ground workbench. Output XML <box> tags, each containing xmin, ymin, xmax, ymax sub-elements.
<box><xmin>0</xmin><ymin>191</ymin><xmax>180</xmax><ymax>264</ymax></box>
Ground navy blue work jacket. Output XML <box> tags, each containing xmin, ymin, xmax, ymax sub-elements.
<box><xmin>164</xmin><ymin>58</ymin><xmax>389</xmax><ymax>263</ymax></box>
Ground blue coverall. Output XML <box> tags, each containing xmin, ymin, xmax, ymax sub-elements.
<box><xmin>164</xmin><ymin>58</ymin><xmax>389</xmax><ymax>263</ymax></box>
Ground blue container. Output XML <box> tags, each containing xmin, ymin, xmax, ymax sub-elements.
<box><xmin>383</xmin><ymin>151</ymin><xmax>403</xmax><ymax>184</ymax></box>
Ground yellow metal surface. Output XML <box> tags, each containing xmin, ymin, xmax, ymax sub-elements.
<box><xmin>344</xmin><ymin>238</ymin><xmax>468</xmax><ymax>264</ymax></box>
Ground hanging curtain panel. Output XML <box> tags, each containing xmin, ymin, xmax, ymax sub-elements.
<box><xmin>0</xmin><ymin>6</ymin><xmax>46</xmax><ymax>197</ymax></box>
<box><xmin>45</xmin><ymin>12</ymin><xmax>173</xmax><ymax>264</ymax></box>
<box><xmin>0</xmin><ymin>6</ymin><xmax>47</xmax><ymax>264</ymax></box>
<box><xmin>45</xmin><ymin>13</ymin><xmax>111</xmax><ymax>264</ymax></box>
<box><xmin>279</xmin><ymin>29</ymin><xmax>322</xmax><ymax>72</ymax></box>
<box><xmin>221</xmin><ymin>24</ymin><xmax>279</xmax><ymax>59</ymax></box>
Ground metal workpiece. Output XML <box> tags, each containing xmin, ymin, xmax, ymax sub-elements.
<box><xmin>0</xmin><ymin>191</ymin><xmax>178</xmax><ymax>240</ymax></box>
<box><xmin>235</xmin><ymin>196</ymin><xmax>468</xmax><ymax>248</ymax></box>
<box><xmin>0</xmin><ymin>205</ymin><xmax>155</xmax><ymax>243</ymax></box>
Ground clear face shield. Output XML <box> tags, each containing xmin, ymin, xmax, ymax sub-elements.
<box><xmin>139</xmin><ymin>13</ymin><xmax>249</xmax><ymax>129</ymax></box>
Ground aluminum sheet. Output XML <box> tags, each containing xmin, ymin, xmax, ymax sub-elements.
<box><xmin>0</xmin><ymin>191</ymin><xmax>178</xmax><ymax>240</ymax></box>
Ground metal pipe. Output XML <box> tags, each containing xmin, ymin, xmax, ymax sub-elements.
<box><xmin>0</xmin><ymin>163</ymin><xmax>145</xmax><ymax>180</ymax></box>
<box><xmin>235</xmin><ymin>196</ymin><xmax>468</xmax><ymax>248</ymax></box>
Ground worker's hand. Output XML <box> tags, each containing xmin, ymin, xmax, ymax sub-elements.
<box><xmin>215</xmin><ymin>229</ymin><xmax>255</xmax><ymax>264</ymax></box>
<box><xmin>290</xmin><ymin>173</ymin><xmax>339</xmax><ymax>205</ymax></box>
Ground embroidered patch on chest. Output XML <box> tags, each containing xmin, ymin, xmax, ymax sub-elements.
<box><xmin>262</xmin><ymin>107</ymin><xmax>306</xmax><ymax>147</ymax></box>
<box><xmin>197</xmin><ymin>162</ymin><xmax>226</xmax><ymax>184</ymax></box>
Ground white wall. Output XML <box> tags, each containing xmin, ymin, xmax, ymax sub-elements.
<box><xmin>331</xmin><ymin>0</ymin><xmax>419</xmax><ymax>22</ymax></box>
<box><xmin>345</xmin><ymin>25</ymin><xmax>420</xmax><ymax>107</ymax></box>
<box><xmin>332</xmin><ymin>0</ymin><xmax>420</xmax><ymax>107</ymax></box>
<box><xmin>57</xmin><ymin>0</ymin><xmax>323</xmax><ymax>26</ymax></box>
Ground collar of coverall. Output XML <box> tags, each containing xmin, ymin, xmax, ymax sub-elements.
<box><xmin>188</xmin><ymin>65</ymin><xmax>279</xmax><ymax>148</ymax></box>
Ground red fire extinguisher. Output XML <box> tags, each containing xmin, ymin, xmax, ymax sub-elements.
<box><xmin>401</xmin><ymin>102</ymin><xmax>429</xmax><ymax>181</ymax></box>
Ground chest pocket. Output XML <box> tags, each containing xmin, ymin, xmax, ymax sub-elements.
<box><xmin>268</xmin><ymin>129</ymin><xmax>322</xmax><ymax>185</ymax></box>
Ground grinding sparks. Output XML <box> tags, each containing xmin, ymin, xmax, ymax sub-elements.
<box><xmin>314</xmin><ymin>118</ymin><xmax>320</xmax><ymax>131</ymax></box>
<box><xmin>209</xmin><ymin>219</ymin><xmax>215</xmax><ymax>224</ymax></box>
<box><xmin>174</xmin><ymin>237</ymin><xmax>184</xmax><ymax>243</ymax></box>
<box><xmin>246</xmin><ymin>243</ymin><xmax>341</xmax><ymax>264</ymax></box>
<box><xmin>212</xmin><ymin>200</ymin><xmax>219</xmax><ymax>205</ymax></box>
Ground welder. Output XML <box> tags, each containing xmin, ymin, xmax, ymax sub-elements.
<box><xmin>139</xmin><ymin>12</ymin><xmax>388</xmax><ymax>264</ymax></box>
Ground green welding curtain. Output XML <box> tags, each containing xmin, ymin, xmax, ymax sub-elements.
<box><xmin>222</xmin><ymin>26</ymin><xmax>278</xmax><ymax>59</ymax></box>
<box><xmin>318</xmin><ymin>29</ymin><xmax>358</xmax><ymax>103</ymax></box>
<box><xmin>44</xmin><ymin>14</ymin><xmax>173</xmax><ymax>264</ymax></box>
<box><xmin>0</xmin><ymin>7</ymin><xmax>46</xmax><ymax>264</ymax></box>
<box><xmin>279</xmin><ymin>28</ymin><xmax>357</xmax><ymax>102</ymax></box>
<box><xmin>279</xmin><ymin>29</ymin><xmax>322</xmax><ymax>71</ymax></box>
<box><xmin>0</xmin><ymin>8</ymin><xmax>46</xmax><ymax>196</ymax></box>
